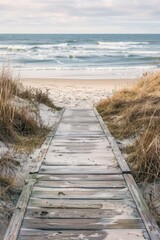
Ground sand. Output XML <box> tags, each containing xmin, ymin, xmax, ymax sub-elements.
<box><xmin>21</xmin><ymin>78</ymin><xmax>136</xmax><ymax>108</ymax></box>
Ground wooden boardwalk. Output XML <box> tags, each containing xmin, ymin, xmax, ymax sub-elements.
<box><xmin>5</xmin><ymin>109</ymin><xmax>160</xmax><ymax>240</ymax></box>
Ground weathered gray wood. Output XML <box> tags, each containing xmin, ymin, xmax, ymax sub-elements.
<box><xmin>48</xmin><ymin>144</ymin><xmax>112</xmax><ymax>151</ymax></box>
<box><xmin>25</xmin><ymin>207</ymin><xmax>140</xmax><ymax>219</ymax></box>
<box><xmin>47</xmin><ymin>149</ymin><xmax>113</xmax><ymax>154</ymax></box>
<box><xmin>55</xmin><ymin>131</ymin><xmax>105</xmax><ymax>136</ymax></box>
<box><xmin>50</xmin><ymin>142</ymin><xmax>111</xmax><ymax>148</ymax></box>
<box><xmin>54</xmin><ymin>135</ymin><xmax>107</xmax><ymax>139</ymax></box>
<box><xmin>42</xmin><ymin>155</ymin><xmax>117</xmax><ymax>167</ymax></box>
<box><xmin>35</xmin><ymin>180</ymin><xmax>126</xmax><ymax>188</ymax></box>
<box><xmin>4</xmin><ymin>180</ymin><xmax>36</xmax><ymax>240</ymax></box>
<box><xmin>93</xmin><ymin>108</ymin><xmax>160</xmax><ymax>239</ymax></box>
<box><xmin>6</xmin><ymin>108</ymin><xmax>158</xmax><ymax>240</ymax></box>
<box><xmin>52</xmin><ymin>137</ymin><xmax>107</xmax><ymax>143</ymax></box>
<box><xmin>47</xmin><ymin>148</ymin><xmax>115</xmax><ymax>156</ymax></box>
<box><xmin>42</xmin><ymin>161</ymin><xmax>117</xmax><ymax>167</ymax></box>
<box><xmin>21</xmin><ymin>218</ymin><xmax>144</xmax><ymax>230</ymax></box>
<box><xmin>61</xmin><ymin>119</ymin><xmax>99</xmax><ymax>123</ymax></box>
<box><xmin>36</xmin><ymin>174</ymin><xmax>124</xmax><ymax>181</ymax></box>
<box><xmin>18</xmin><ymin>229</ymin><xmax>150</xmax><ymax>240</ymax></box>
<box><xmin>61</xmin><ymin>116</ymin><xmax>99</xmax><ymax>123</ymax></box>
<box><xmin>56</xmin><ymin>122</ymin><xmax>102</xmax><ymax>131</ymax></box>
<box><xmin>39</xmin><ymin>165</ymin><xmax>121</xmax><ymax>174</ymax></box>
<box><xmin>29</xmin><ymin>198</ymin><xmax>137</xmax><ymax>210</ymax></box>
<box><xmin>94</xmin><ymin>108</ymin><xmax>131</xmax><ymax>173</ymax></box>
<box><xmin>63</xmin><ymin>109</ymin><xmax>95</xmax><ymax>117</ymax></box>
<box><xmin>31</xmin><ymin>186</ymin><xmax>131</xmax><ymax>200</ymax></box>
<box><xmin>4</xmin><ymin>108</ymin><xmax>66</xmax><ymax>240</ymax></box>
<box><xmin>124</xmin><ymin>174</ymin><xmax>160</xmax><ymax>240</ymax></box>
<box><xmin>30</xmin><ymin>107</ymin><xmax>66</xmax><ymax>174</ymax></box>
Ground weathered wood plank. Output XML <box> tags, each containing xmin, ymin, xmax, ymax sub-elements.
<box><xmin>55</xmin><ymin>131</ymin><xmax>105</xmax><ymax>136</ymax></box>
<box><xmin>4</xmin><ymin>180</ymin><xmax>36</xmax><ymax>240</ymax></box>
<box><xmin>25</xmin><ymin>207</ymin><xmax>140</xmax><ymax>219</ymax></box>
<box><xmin>18</xmin><ymin>229</ymin><xmax>150</xmax><ymax>240</ymax></box>
<box><xmin>39</xmin><ymin>166</ymin><xmax>121</xmax><ymax>174</ymax></box>
<box><xmin>61</xmin><ymin>119</ymin><xmax>99</xmax><ymax>123</ymax></box>
<box><xmin>35</xmin><ymin>180</ymin><xmax>126</xmax><ymax>188</ymax></box>
<box><xmin>45</xmin><ymin>151</ymin><xmax>114</xmax><ymax>158</ymax></box>
<box><xmin>57</xmin><ymin>122</ymin><xmax>102</xmax><ymax>131</ymax></box>
<box><xmin>46</xmin><ymin>150</ymin><xmax>114</xmax><ymax>155</ymax></box>
<box><xmin>54</xmin><ymin>135</ymin><xmax>107</xmax><ymax>139</ymax></box>
<box><xmin>52</xmin><ymin>137</ymin><xmax>107</xmax><ymax>143</ymax></box>
<box><xmin>29</xmin><ymin>198</ymin><xmax>137</xmax><ymax>210</ymax></box>
<box><xmin>124</xmin><ymin>174</ymin><xmax>160</xmax><ymax>240</ymax></box>
<box><xmin>36</xmin><ymin>174</ymin><xmax>124</xmax><ymax>181</ymax></box>
<box><xmin>43</xmin><ymin>157</ymin><xmax>118</xmax><ymax>168</ymax></box>
<box><xmin>63</xmin><ymin>109</ymin><xmax>95</xmax><ymax>117</ymax></box>
<box><xmin>94</xmin><ymin>108</ymin><xmax>131</xmax><ymax>173</ymax></box>
<box><xmin>58</xmin><ymin>122</ymin><xmax>100</xmax><ymax>125</ymax></box>
<box><xmin>21</xmin><ymin>218</ymin><xmax>144</xmax><ymax>230</ymax></box>
<box><xmin>31</xmin><ymin>187</ymin><xmax>131</xmax><ymax>200</ymax></box>
<box><xmin>42</xmin><ymin>157</ymin><xmax>117</xmax><ymax>167</ymax></box>
<box><xmin>61</xmin><ymin>117</ymin><xmax>99</xmax><ymax>123</ymax></box>
<box><xmin>47</xmin><ymin>149</ymin><xmax>113</xmax><ymax>154</ymax></box>
<box><xmin>48</xmin><ymin>144</ymin><xmax>112</xmax><ymax>150</ymax></box>
<box><xmin>49</xmin><ymin>142</ymin><xmax>111</xmax><ymax>148</ymax></box>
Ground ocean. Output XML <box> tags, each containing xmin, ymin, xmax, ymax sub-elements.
<box><xmin>0</xmin><ymin>34</ymin><xmax>160</xmax><ymax>78</ymax></box>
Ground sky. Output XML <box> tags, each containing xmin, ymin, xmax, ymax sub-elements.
<box><xmin>0</xmin><ymin>0</ymin><xmax>160</xmax><ymax>33</ymax></box>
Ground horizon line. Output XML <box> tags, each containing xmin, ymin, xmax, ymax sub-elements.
<box><xmin>0</xmin><ymin>33</ymin><xmax>160</xmax><ymax>34</ymax></box>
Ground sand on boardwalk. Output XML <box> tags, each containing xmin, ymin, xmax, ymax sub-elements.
<box><xmin>21</xmin><ymin>78</ymin><xmax>136</xmax><ymax>108</ymax></box>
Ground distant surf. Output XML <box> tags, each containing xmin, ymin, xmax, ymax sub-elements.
<box><xmin>0</xmin><ymin>34</ymin><xmax>159</xmax><ymax>78</ymax></box>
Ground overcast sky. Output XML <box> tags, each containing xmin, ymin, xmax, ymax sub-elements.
<box><xmin>0</xmin><ymin>0</ymin><xmax>160</xmax><ymax>33</ymax></box>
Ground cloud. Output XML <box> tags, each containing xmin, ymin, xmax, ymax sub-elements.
<box><xmin>0</xmin><ymin>0</ymin><xmax>159</xmax><ymax>33</ymax></box>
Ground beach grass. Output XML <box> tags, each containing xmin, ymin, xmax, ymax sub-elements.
<box><xmin>0</xmin><ymin>68</ymin><xmax>48</xmax><ymax>144</ymax></box>
<box><xmin>17</xmin><ymin>85</ymin><xmax>61</xmax><ymax>110</ymax></box>
<box><xmin>0</xmin><ymin>67</ymin><xmax>59</xmax><ymax>186</ymax></box>
<box><xmin>97</xmin><ymin>71</ymin><xmax>160</xmax><ymax>182</ymax></box>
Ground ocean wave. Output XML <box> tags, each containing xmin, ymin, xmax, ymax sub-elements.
<box><xmin>52</xmin><ymin>43</ymin><xmax>68</xmax><ymax>47</ymax></box>
<box><xmin>7</xmin><ymin>45</ymin><xmax>28</xmax><ymax>52</ymax></box>
<box><xmin>97</xmin><ymin>41</ymin><xmax>149</xmax><ymax>45</ymax></box>
<box><xmin>0</xmin><ymin>43</ymin><xmax>69</xmax><ymax>52</ymax></box>
<box><xmin>0</xmin><ymin>45</ymin><xmax>159</xmax><ymax>60</ymax></box>
<box><xmin>125</xmin><ymin>50</ymin><xmax>160</xmax><ymax>56</ymax></box>
<box><xmin>0</xmin><ymin>41</ymin><xmax>150</xmax><ymax>54</ymax></box>
<box><xmin>14</xmin><ymin>65</ymin><xmax>157</xmax><ymax>71</ymax></box>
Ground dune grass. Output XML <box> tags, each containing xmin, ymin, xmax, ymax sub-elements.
<box><xmin>97</xmin><ymin>71</ymin><xmax>160</xmax><ymax>182</ymax></box>
<box><xmin>17</xmin><ymin>85</ymin><xmax>61</xmax><ymax>110</ymax></box>
<box><xmin>0</xmin><ymin>68</ymin><xmax>59</xmax><ymax>187</ymax></box>
<box><xmin>0</xmin><ymin>69</ymin><xmax>49</xmax><ymax>144</ymax></box>
<box><xmin>0</xmin><ymin>153</ymin><xmax>16</xmax><ymax>186</ymax></box>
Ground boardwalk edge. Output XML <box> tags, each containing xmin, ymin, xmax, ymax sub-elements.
<box><xmin>94</xmin><ymin>107</ymin><xmax>160</xmax><ymax>240</ymax></box>
<box><xmin>4</xmin><ymin>107</ymin><xmax>66</xmax><ymax>240</ymax></box>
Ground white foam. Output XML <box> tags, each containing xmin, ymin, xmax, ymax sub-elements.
<box><xmin>97</xmin><ymin>41</ymin><xmax>149</xmax><ymax>45</ymax></box>
<box><xmin>18</xmin><ymin>65</ymin><xmax>158</xmax><ymax>79</ymax></box>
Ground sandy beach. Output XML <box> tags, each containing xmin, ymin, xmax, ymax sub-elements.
<box><xmin>22</xmin><ymin>78</ymin><xmax>136</xmax><ymax>108</ymax></box>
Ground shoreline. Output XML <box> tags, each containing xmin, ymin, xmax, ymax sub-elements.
<box><xmin>22</xmin><ymin>77</ymin><xmax>136</xmax><ymax>86</ymax></box>
<box><xmin>21</xmin><ymin>78</ymin><xmax>137</xmax><ymax>108</ymax></box>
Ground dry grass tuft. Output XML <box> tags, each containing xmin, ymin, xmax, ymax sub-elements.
<box><xmin>0</xmin><ymin>67</ymin><xmax>58</xmax><ymax>143</ymax></box>
<box><xmin>0</xmin><ymin>153</ymin><xmax>16</xmax><ymax>186</ymax></box>
<box><xmin>97</xmin><ymin>71</ymin><xmax>160</xmax><ymax>182</ymax></box>
<box><xmin>0</xmin><ymin>67</ymin><xmax>58</xmax><ymax>185</ymax></box>
<box><xmin>17</xmin><ymin>86</ymin><xmax>61</xmax><ymax>110</ymax></box>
